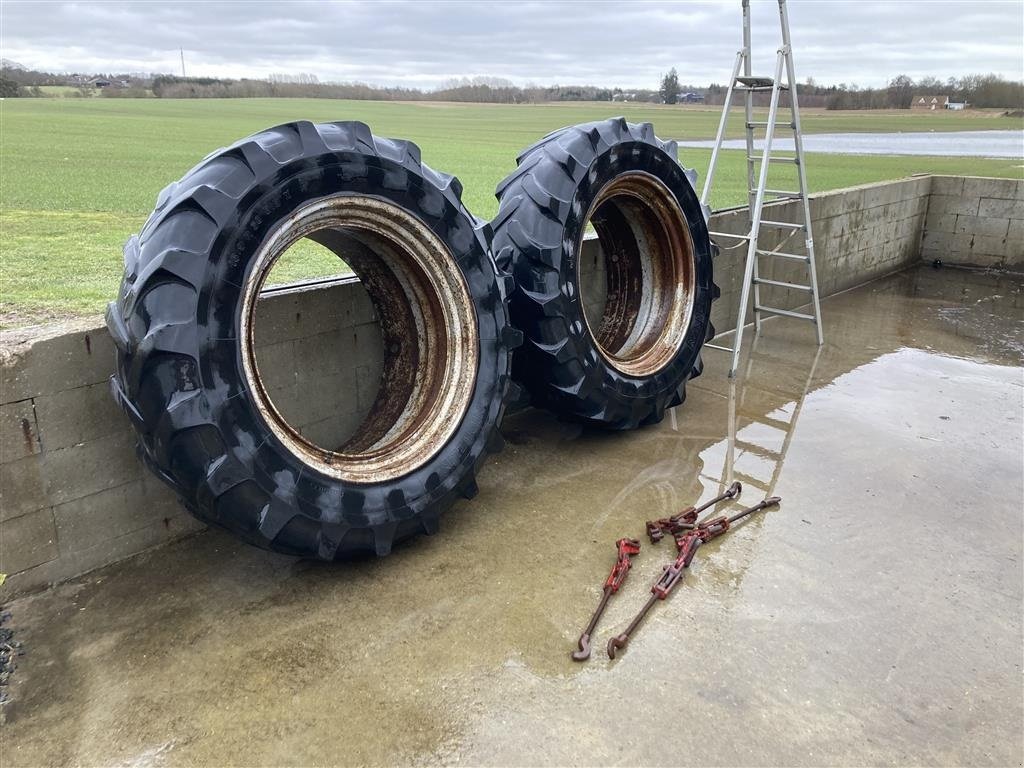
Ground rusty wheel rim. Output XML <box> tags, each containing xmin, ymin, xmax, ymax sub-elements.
<box><xmin>240</xmin><ymin>195</ymin><xmax>479</xmax><ymax>485</ymax></box>
<box><xmin>579</xmin><ymin>171</ymin><xmax>696</xmax><ymax>378</ymax></box>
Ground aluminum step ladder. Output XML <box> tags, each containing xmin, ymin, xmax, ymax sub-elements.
<box><xmin>701</xmin><ymin>0</ymin><xmax>824</xmax><ymax>377</ymax></box>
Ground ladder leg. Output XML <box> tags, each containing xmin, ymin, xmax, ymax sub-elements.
<box><xmin>729</xmin><ymin>240</ymin><xmax>758</xmax><ymax>377</ymax></box>
<box><xmin>701</xmin><ymin>51</ymin><xmax>744</xmax><ymax>207</ymax></box>
<box><xmin>741</xmin><ymin>4</ymin><xmax>761</xmax><ymax>341</ymax></box>
<box><xmin>736</xmin><ymin>49</ymin><xmax>785</xmax><ymax>368</ymax></box>
<box><xmin>752</xmin><ymin>237</ymin><xmax>763</xmax><ymax>336</ymax></box>
<box><xmin>779</xmin><ymin>0</ymin><xmax>824</xmax><ymax>345</ymax></box>
<box><xmin>805</xmin><ymin>237</ymin><xmax>824</xmax><ymax>344</ymax></box>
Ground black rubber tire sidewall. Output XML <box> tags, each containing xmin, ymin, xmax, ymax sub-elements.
<box><xmin>560</xmin><ymin>141</ymin><xmax>714</xmax><ymax>401</ymax></box>
<box><xmin>110</xmin><ymin>124</ymin><xmax>512</xmax><ymax>559</ymax></box>
<box><xmin>493</xmin><ymin>121</ymin><xmax>716</xmax><ymax>429</ymax></box>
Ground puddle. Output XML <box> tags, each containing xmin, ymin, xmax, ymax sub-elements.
<box><xmin>1</xmin><ymin>265</ymin><xmax>1021</xmax><ymax>766</ymax></box>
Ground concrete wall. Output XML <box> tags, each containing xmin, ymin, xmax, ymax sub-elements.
<box><xmin>253</xmin><ymin>279</ymin><xmax>384</xmax><ymax>450</ymax></box>
<box><xmin>0</xmin><ymin>322</ymin><xmax>205</xmax><ymax>591</ymax></box>
<box><xmin>707</xmin><ymin>175</ymin><xmax>933</xmax><ymax>334</ymax></box>
<box><xmin>0</xmin><ymin>285</ymin><xmax>384</xmax><ymax>594</ymax></box>
<box><xmin>2</xmin><ymin>174</ymin><xmax>1021</xmax><ymax>596</ymax></box>
<box><xmin>921</xmin><ymin>176</ymin><xmax>1024</xmax><ymax>269</ymax></box>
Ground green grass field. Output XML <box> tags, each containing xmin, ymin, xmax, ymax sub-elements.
<box><xmin>37</xmin><ymin>85</ymin><xmax>90</xmax><ymax>97</ymax></box>
<box><xmin>1</xmin><ymin>98</ymin><xmax>1021</xmax><ymax>326</ymax></box>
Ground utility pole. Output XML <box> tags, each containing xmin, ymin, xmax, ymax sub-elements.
<box><xmin>180</xmin><ymin>48</ymin><xmax>186</xmax><ymax>77</ymax></box>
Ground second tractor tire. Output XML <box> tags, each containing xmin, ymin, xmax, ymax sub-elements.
<box><xmin>491</xmin><ymin>117</ymin><xmax>718</xmax><ymax>429</ymax></box>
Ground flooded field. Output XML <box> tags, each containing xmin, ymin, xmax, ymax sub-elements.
<box><xmin>2</xmin><ymin>265</ymin><xmax>1022</xmax><ymax>766</ymax></box>
<box><xmin>677</xmin><ymin>129</ymin><xmax>1024</xmax><ymax>158</ymax></box>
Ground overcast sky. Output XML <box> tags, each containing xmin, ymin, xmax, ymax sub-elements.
<box><xmin>2</xmin><ymin>1</ymin><xmax>1022</xmax><ymax>89</ymax></box>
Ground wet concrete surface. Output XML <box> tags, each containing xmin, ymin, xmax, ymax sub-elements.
<box><xmin>2</xmin><ymin>265</ymin><xmax>1022</xmax><ymax>766</ymax></box>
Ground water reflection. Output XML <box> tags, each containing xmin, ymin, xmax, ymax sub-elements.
<box><xmin>719</xmin><ymin>343</ymin><xmax>823</xmax><ymax>498</ymax></box>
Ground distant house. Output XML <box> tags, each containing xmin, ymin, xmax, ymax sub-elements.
<box><xmin>679</xmin><ymin>92</ymin><xmax>705</xmax><ymax>103</ymax></box>
<box><xmin>911</xmin><ymin>94</ymin><xmax>948</xmax><ymax>111</ymax></box>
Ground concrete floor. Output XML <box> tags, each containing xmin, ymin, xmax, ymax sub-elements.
<box><xmin>3</xmin><ymin>265</ymin><xmax>1022</xmax><ymax>767</ymax></box>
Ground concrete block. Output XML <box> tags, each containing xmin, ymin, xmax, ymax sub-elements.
<box><xmin>293</xmin><ymin>328</ymin><xmax>357</xmax><ymax>381</ymax></box>
<box><xmin>337</xmin><ymin>285</ymin><xmax>376</xmax><ymax>327</ymax></box>
<box><xmin>971</xmin><ymin>234</ymin><xmax>1010</xmax><ymax>258</ymax></box>
<box><xmin>300</xmin><ymin>411</ymin><xmax>365</xmax><ymax>451</ymax></box>
<box><xmin>351</xmin><ymin>322</ymin><xmax>385</xmax><ymax>369</ymax></box>
<box><xmin>954</xmin><ymin>215</ymin><xmax>1010</xmax><ymax>239</ymax></box>
<box><xmin>811</xmin><ymin>192</ymin><xmax>848</xmax><ymax>219</ymax></box>
<box><xmin>41</xmin><ymin>429</ymin><xmax>143</xmax><ymax>506</ymax></box>
<box><xmin>961</xmin><ymin>177</ymin><xmax>1020</xmax><ymax>202</ymax></box>
<box><xmin>925</xmin><ymin>212</ymin><xmax>957</xmax><ymax>234</ymax></box>
<box><xmin>356</xmin><ymin>364</ymin><xmax>383</xmax><ymax>414</ymax></box>
<box><xmin>253</xmin><ymin>279</ymin><xmax>374</xmax><ymax>347</ymax></box>
<box><xmin>1007</xmin><ymin>219</ymin><xmax>1024</xmax><ymax>255</ymax></box>
<box><xmin>266</xmin><ymin>371</ymin><xmax>359</xmax><ymax>432</ymax></box>
<box><xmin>922</xmin><ymin>231</ymin><xmax>973</xmax><ymax>257</ymax></box>
<box><xmin>1</xmin><ymin>321</ymin><xmax>114</xmax><ymax>403</ymax></box>
<box><xmin>930</xmin><ymin>176</ymin><xmax>965</xmax><ymax>197</ymax></box>
<box><xmin>0</xmin><ymin>454</ymin><xmax>46</xmax><ymax>522</ymax></box>
<box><xmin>928</xmin><ymin>194</ymin><xmax>980</xmax><ymax>217</ymax></box>
<box><xmin>0</xmin><ymin>508</ymin><xmax>58</xmax><ymax>574</ymax></box>
<box><xmin>33</xmin><ymin>381</ymin><xmax>125</xmax><ymax>452</ymax></box>
<box><xmin>0</xmin><ymin>399</ymin><xmax>40</xmax><ymax>464</ymax></box>
<box><xmin>862</xmin><ymin>184</ymin><xmax>895</xmax><ymax>210</ymax></box>
<box><xmin>251</xmin><ymin>339</ymin><xmax>297</xmax><ymax>394</ymax></box>
<box><xmin>53</xmin><ymin>474</ymin><xmax>183</xmax><ymax>553</ymax></box>
<box><xmin>978</xmin><ymin>197</ymin><xmax>1024</xmax><ymax>219</ymax></box>
<box><xmin>5</xmin><ymin>511</ymin><xmax>204</xmax><ymax>594</ymax></box>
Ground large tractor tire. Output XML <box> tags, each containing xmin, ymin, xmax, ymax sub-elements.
<box><xmin>491</xmin><ymin>118</ymin><xmax>718</xmax><ymax>429</ymax></box>
<box><xmin>106</xmin><ymin>120</ymin><xmax>520</xmax><ymax>559</ymax></box>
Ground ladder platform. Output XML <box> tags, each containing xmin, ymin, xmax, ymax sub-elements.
<box><xmin>735</xmin><ymin>84</ymin><xmax>790</xmax><ymax>92</ymax></box>
<box><xmin>755</xmin><ymin>248</ymin><xmax>809</xmax><ymax>262</ymax></box>
<box><xmin>736</xmin><ymin>76</ymin><xmax>775</xmax><ymax>87</ymax></box>
<box><xmin>753</xmin><ymin>277</ymin><xmax>813</xmax><ymax>291</ymax></box>
<box><xmin>755</xmin><ymin>305</ymin><xmax>817</xmax><ymax>322</ymax></box>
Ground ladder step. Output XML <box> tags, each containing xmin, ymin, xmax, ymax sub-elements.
<box><xmin>748</xmin><ymin>155</ymin><xmax>800</xmax><ymax>164</ymax></box>
<box><xmin>747</xmin><ymin>121</ymin><xmax>797</xmax><ymax>129</ymax></box>
<box><xmin>760</xmin><ymin>220</ymin><xmax>804</xmax><ymax>230</ymax></box>
<box><xmin>708</xmin><ymin>231</ymin><xmax>751</xmax><ymax>241</ymax></box>
<box><xmin>755</xmin><ymin>305</ymin><xmax>817</xmax><ymax>322</ymax></box>
<box><xmin>735</xmin><ymin>84</ymin><xmax>790</xmax><ymax>92</ymax></box>
<box><xmin>755</xmin><ymin>249</ymin><xmax>810</xmax><ymax>262</ymax></box>
<box><xmin>750</xmin><ymin>189</ymin><xmax>803</xmax><ymax>199</ymax></box>
<box><xmin>753</xmin><ymin>277</ymin><xmax>814</xmax><ymax>292</ymax></box>
<box><xmin>704</xmin><ymin>342</ymin><xmax>734</xmax><ymax>353</ymax></box>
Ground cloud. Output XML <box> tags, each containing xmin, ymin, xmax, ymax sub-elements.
<box><xmin>1</xmin><ymin>0</ymin><xmax>1021</xmax><ymax>89</ymax></box>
